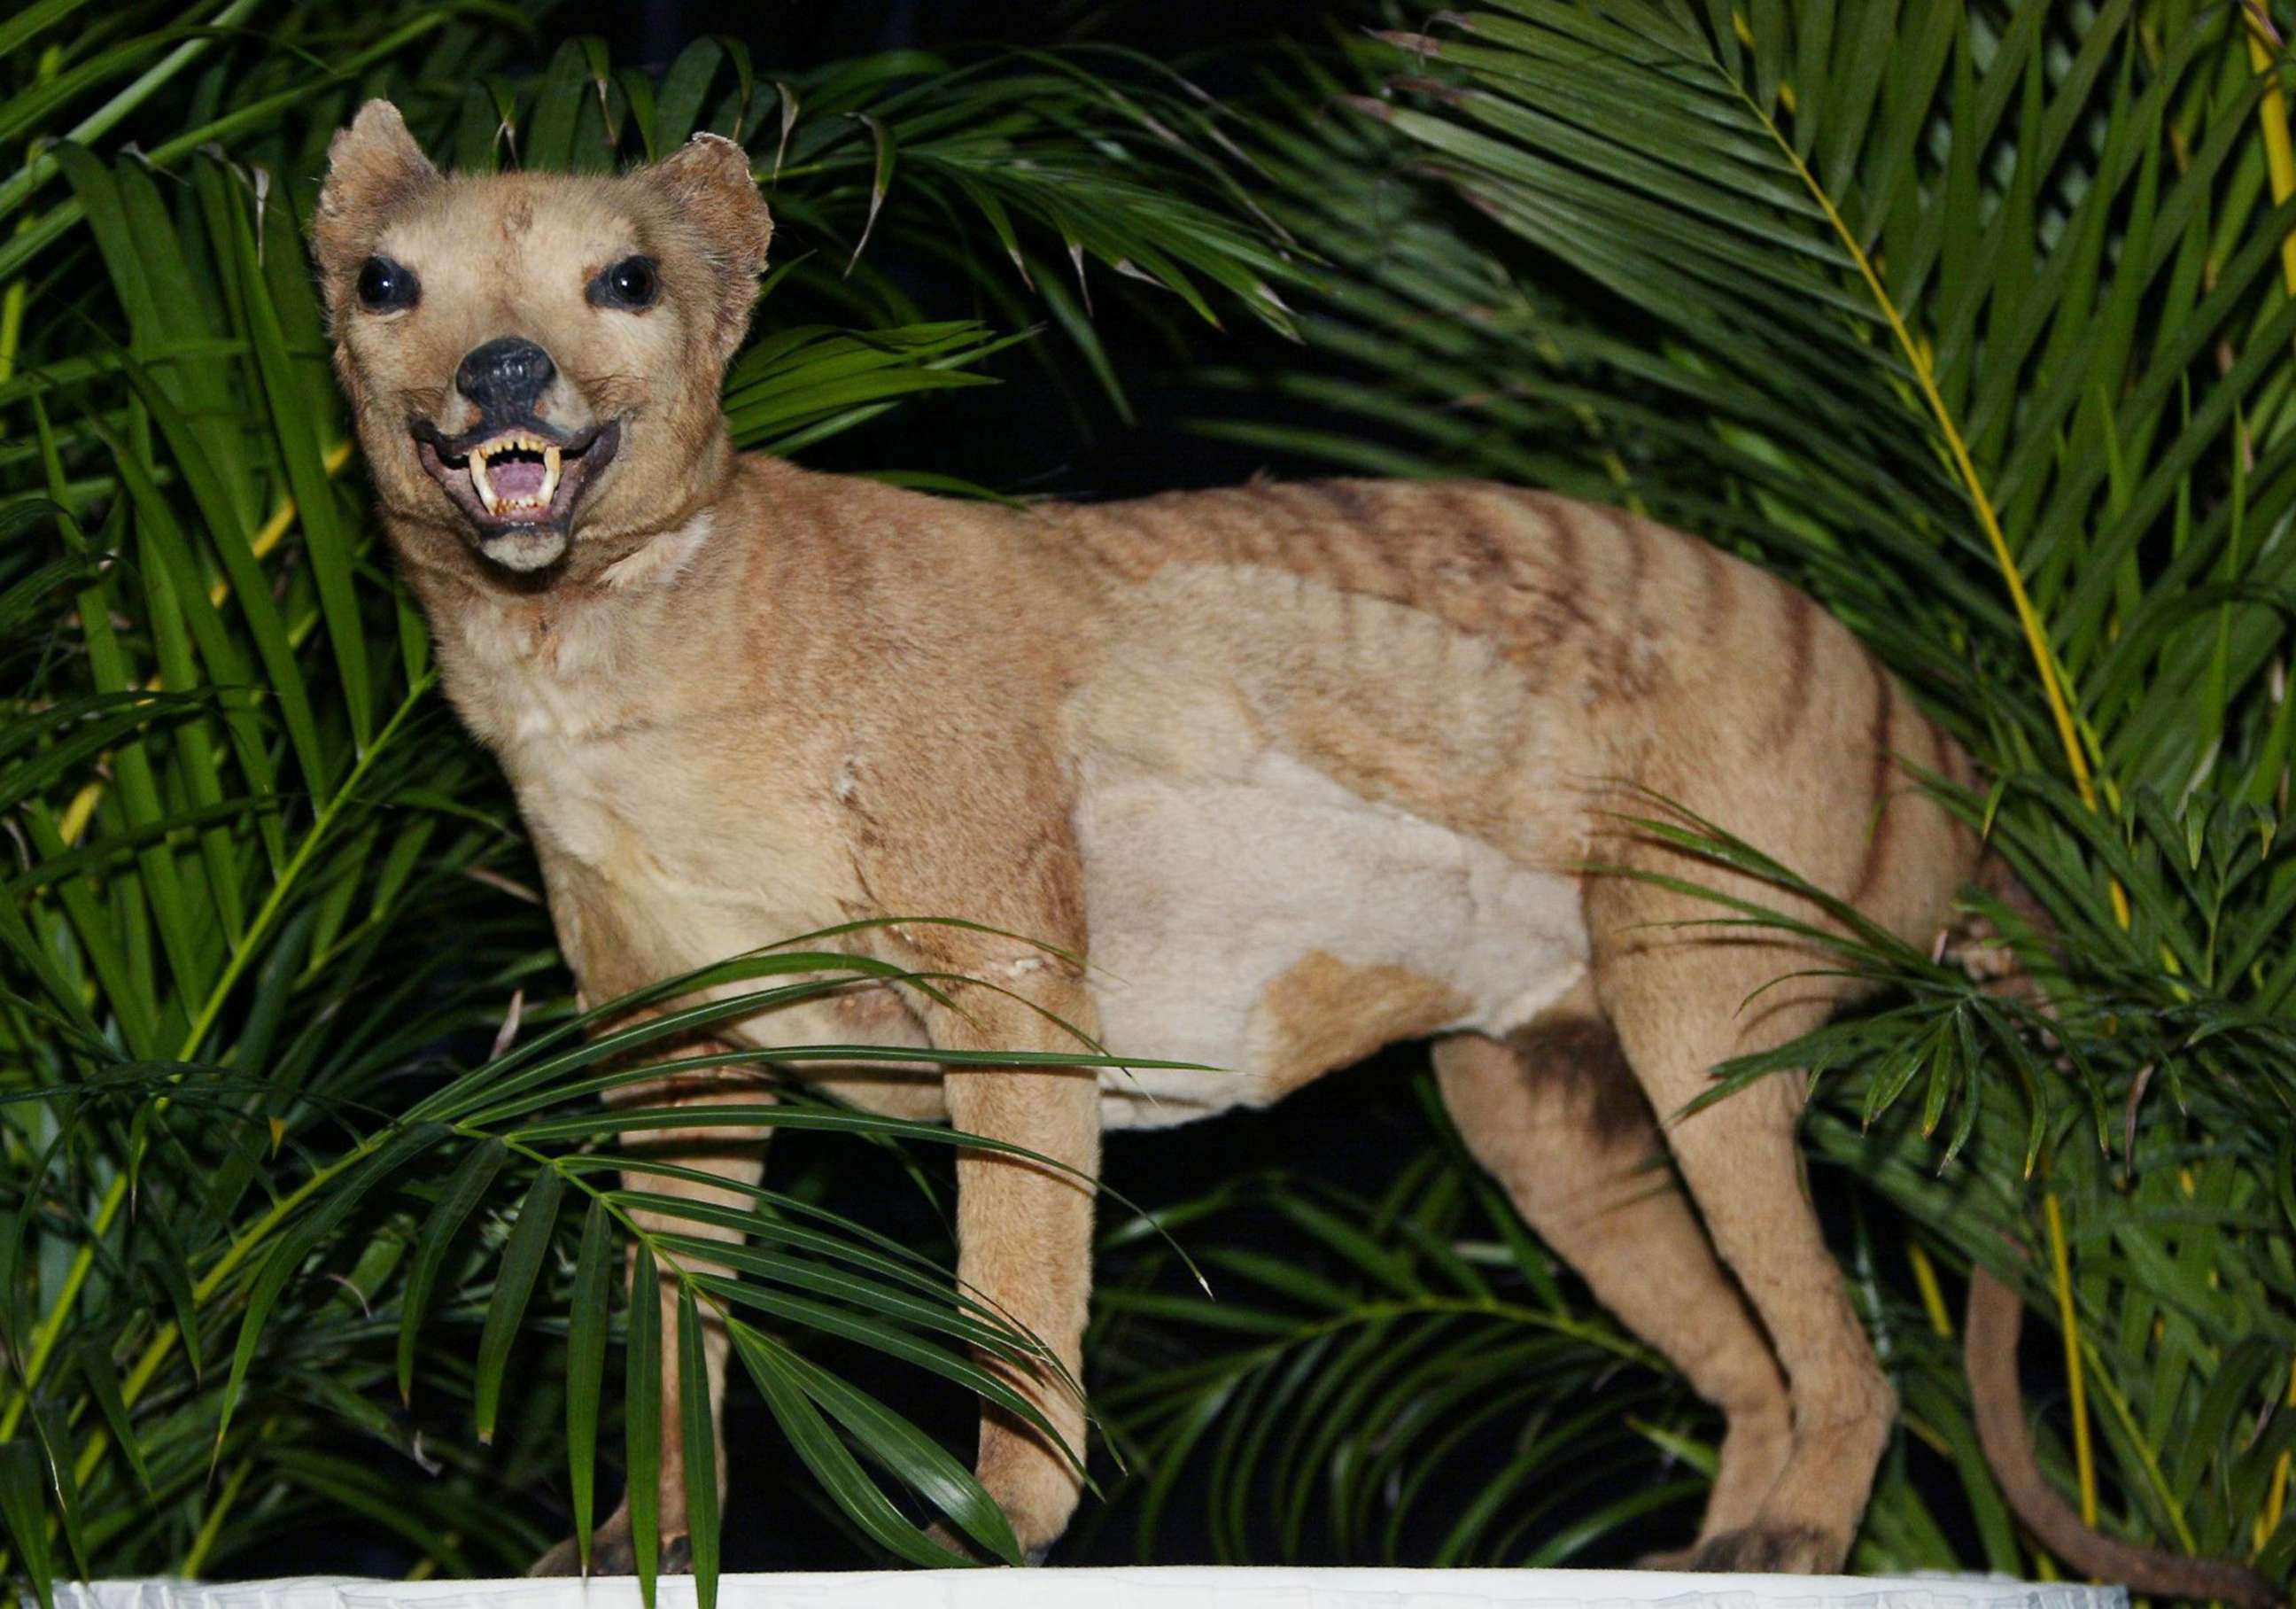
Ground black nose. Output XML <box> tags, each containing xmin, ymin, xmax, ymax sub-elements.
<box><xmin>455</xmin><ymin>337</ymin><xmax>555</xmax><ymax>416</ymax></box>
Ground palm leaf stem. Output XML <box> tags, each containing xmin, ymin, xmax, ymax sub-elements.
<box><xmin>1907</xmin><ymin>1242</ymin><xmax>1954</xmax><ymax>1338</ymax></box>
<box><xmin>2045</xmin><ymin>1191</ymin><xmax>2098</xmax><ymax>1527</ymax></box>
<box><xmin>177</xmin><ymin>1450</ymin><xmax>254</xmax><ymax>1578</ymax></box>
<box><xmin>2245</xmin><ymin>6</ymin><xmax>2296</xmax><ymax>303</ymax></box>
<box><xmin>1732</xmin><ymin>55</ymin><xmax>2109</xmax><ymax>850</ymax></box>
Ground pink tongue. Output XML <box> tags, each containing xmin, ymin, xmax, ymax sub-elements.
<box><xmin>490</xmin><ymin>458</ymin><xmax>547</xmax><ymax>498</ymax></box>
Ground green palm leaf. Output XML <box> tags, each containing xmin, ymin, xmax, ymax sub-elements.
<box><xmin>1198</xmin><ymin>0</ymin><xmax>2296</xmax><ymax>1583</ymax></box>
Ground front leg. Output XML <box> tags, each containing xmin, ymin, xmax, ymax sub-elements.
<box><xmin>531</xmin><ymin>1035</ymin><xmax>772</xmax><ymax>1578</ymax></box>
<box><xmin>845</xmin><ymin>709</ymin><xmax>1103</xmax><ymax>1558</ymax></box>
<box><xmin>922</xmin><ymin>967</ymin><xmax>1102</xmax><ymax>1562</ymax></box>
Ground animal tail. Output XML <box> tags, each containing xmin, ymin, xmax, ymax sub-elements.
<box><xmin>1965</xmin><ymin>1268</ymin><xmax>2281</xmax><ymax>1606</ymax></box>
<box><xmin>1947</xmin><ymin>853</ymin><xmax>2280</xmax><ymax>1606</ymax></box>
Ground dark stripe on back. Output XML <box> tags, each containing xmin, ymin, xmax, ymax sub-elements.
<box><xmin>1430</xmin><ymin>486</ymin><xmax>1516</xmax><ymax>643</ymax></box>
<box><xmin>1765</xmin><ymin>589</ymin><xmax>1819</xmax><ymax>744</ymax></box>
<box><xmin>1299</xmin><ymin>480</ymin><xmax>1408</xmax><ymax>602</ymax></box>
<box><xmin>1231</xmin><ymin>494</ymin><xmax>1281</xmax><ymax>568</ymax></box>
<box><xmin>1277</xmin><ymin>485</ymin><xmax>1338</xmax><ymax>587</ymax></box>
<box><xmin>1087</xmin><ymin>501</ymin><xmax>1175</xmax><ymax>580</ymax></box>
<box><xmin>1549</xmin><ymin>495</ymin><xmax>1582</xmax><ymax>580</ymax></box>
<box><xmin>1308</xmin><ymin>478</ymin><xmax>1377</xmax><ymax>528</ymax></box>
<box><xmin>1612</xmin><ymin>507</ymin><xmax>1649</xmax><ymax>613</ymax></box>
<box><xmin>1696</xmin><ymin>540</ymin><xmax>1734</xmax><ymax>641</ymax></box>
<box><xmin>1850</xmin><ymin>659</ymin><xmax>1898</xmax><ymax>905</ymax></box>
<box><xmin>1436</xmin><ymin>485</ymin><xmax>1507</xmax><ymax>579</ymax></box>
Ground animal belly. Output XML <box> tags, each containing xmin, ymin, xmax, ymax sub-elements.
<box><xmin>1076</xmin><ymin>750</ymin><xmax>1588</xmax><ymax>1130</ymax></box>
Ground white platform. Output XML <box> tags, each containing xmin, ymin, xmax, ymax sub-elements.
<box><xmin>45</xmin><ymin>1569</ymin><xmax>2129</xmax><ymax>1609</ymax></box>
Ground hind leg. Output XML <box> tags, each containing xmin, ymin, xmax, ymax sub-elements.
<box><xmin>1432</xmin><ymin>983</ymin><xmax>1791</xmax><ymax>1559</ymax></box>
<box><xmin>1586</xmin><ymin>880</ymin><xmax>1894</xmax><ymax>1574</ymax></box>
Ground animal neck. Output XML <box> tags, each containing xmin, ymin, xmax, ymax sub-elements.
<box><xmin>395</xmin><ymin>497</ymin><xmax>742</xmax><ymax>762</ymax></box>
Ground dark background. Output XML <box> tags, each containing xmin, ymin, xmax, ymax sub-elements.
<box><xmin>552</xmin><ymin>0</ymin><xmax>1367</xmax><ymax>509</ymax></box>
<box><xmin>586</xmin><ymin>1</ymin><xmax>1341</xmax><ymax>81</ymax></box>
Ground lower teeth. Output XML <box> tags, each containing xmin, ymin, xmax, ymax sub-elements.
<box><xmin>468</xmin><ymin>449</ymin><xmax>564</xmax><ymax>516</ymax></box>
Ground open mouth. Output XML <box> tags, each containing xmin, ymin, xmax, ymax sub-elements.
<box><xmin>411</xmin><ymin>416</ymin><xmax>622</xmax><ymax>540</ymax></box>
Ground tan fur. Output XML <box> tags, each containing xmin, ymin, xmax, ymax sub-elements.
<box><xmin>321</xmin><ymin>104</ymin><xmax>1986</xmax><ymax>1573</ymax></box>
<box><xmin>1433</xmin><ymin>987</ymin><xmax>1792</xmax><ymax>1561</ymax></box>
<box><xmin>1250</xmin><ymin>952</ymin><xmax>1470</xmax><ymax>1101</ymax></box>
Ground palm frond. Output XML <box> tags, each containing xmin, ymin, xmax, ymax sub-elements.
<box><xmin>1087</xmin><ymin>1133</ymin><xmax>1702</xmax><ymax>1566</ymax></box>
<box><xmin>1196</xmin><ymin>0</ymin><xmax>2296</xmax><ymax>1586</ymax></box>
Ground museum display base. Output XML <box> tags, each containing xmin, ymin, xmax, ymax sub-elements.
<box><xmin>43</xmin><ymin>1567</ymin><xmax>2129</xmax><ymax>1609</ymax></box>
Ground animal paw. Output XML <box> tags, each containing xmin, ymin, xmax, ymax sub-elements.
<box><xmin>921</xmin><ymin>1520</ymin><xmax>1050</xmax><ymax>1566</ymax></box>
<box><xmin>1687</xmin><ymin>1523</ymin><xmax>1842</xmax><ymax>1575</ymax></box>
<box><xmin>527</xmin><ymin>1521</ymin><xmax>690</xmax><ymax>1577</ymax></box>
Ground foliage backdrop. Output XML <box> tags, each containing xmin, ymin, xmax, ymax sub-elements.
<box><xmin>2</xmin><ymin>1</ymin><xmax>2294</xmax><ymax>1605</ymax></box>
<box><xmin>1120</xmin><ymin>0</ymin><xmax>2296</xmax><ymax>1582</ymax></box>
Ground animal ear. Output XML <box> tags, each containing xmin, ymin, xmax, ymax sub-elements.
<box><xmin>312</xmin><ymin>100</ymin><xmax>438</xmax><ymax>304</ymax></box>
<box><xmin>653</xmin><ymin>133</ymin><xmax>772</xmax><ymax>360</ymax></box>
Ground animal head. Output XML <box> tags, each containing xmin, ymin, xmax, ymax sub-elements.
<box><xmin>313</xmin><ymin>101</ymin><xmax>772</xmax><ymax>576</ymax></box>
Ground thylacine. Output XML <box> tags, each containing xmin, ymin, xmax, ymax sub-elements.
<box><xmin>312</xmin><ymin>102</ymin><xmax>2268</xmax><ymax>1599</ymax></box>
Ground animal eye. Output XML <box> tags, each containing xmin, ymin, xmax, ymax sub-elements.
<box><xmin>355</xmin><ymin>255</ymin><xmax>419</xmax><ymax>313</ymax></box>
<box><xmin>589</xmin><ymin>255</ymin><xmax>659</xmax><ymax>311</ymax></box>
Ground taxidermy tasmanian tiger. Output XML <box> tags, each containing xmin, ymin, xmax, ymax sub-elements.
<box><xmin>311</xmin><ymin>101</ymin><xmax>2271</xmax><ymax>1601</ymax></box>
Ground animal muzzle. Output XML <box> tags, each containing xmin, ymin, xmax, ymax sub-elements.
<box><xmin>455</xmin><ymin>336</ymin><xmax>557</xmax><ymax>418</ymax></box>
<box><xmin>422</xmin><ymin>335</ymin><xmax>620</xmax><ymax>534</ymax></box>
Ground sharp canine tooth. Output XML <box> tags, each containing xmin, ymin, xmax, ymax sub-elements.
<box><xmin>469</xmin><ymin>449</ymin><xmax>494</xmax><ymax>508</ymax></box>
<box><xmin>540</xmin><ymin>445</ymin><xmax>562</xmax><ymax>504</ymax></box>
